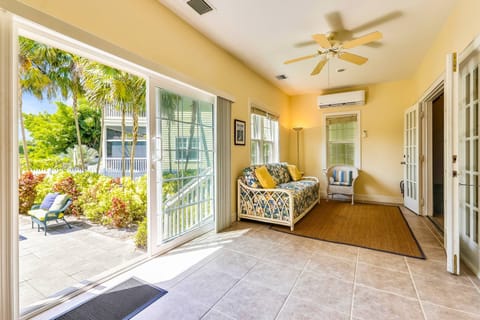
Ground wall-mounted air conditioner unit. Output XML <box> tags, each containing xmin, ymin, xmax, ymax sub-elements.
<box><xmin>317</xmin><ymin>90</ymin><xmax>366</xmax><ymax>108</ymax></box>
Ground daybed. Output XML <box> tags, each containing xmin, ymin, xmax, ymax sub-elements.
<box><xmin>237</xmin><ymin>163</ymin><xmax>320</xmax><ymax>230</ymax></box>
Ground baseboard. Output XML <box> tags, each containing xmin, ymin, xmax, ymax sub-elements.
<box><xmin>320</xmin><ymin>191</ymin><xmax>403</xmax><ymax>205</ymax></box>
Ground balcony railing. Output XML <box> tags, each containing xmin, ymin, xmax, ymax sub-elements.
<box><xmin>162</xmin><ymin>167</ymin><xmax>214</xmax><ymax>241</ymax></box>
<box><xmin>104</xmin><ymin>158</ymin><xmax>147</xmax><ymax>178</ymax></box>
<box><xmin>104</xmin><ymin>105</ymin><xmax>146</xmax><ymax>118</ymax></box>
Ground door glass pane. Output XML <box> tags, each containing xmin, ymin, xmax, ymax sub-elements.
<box><xmin>474</xmin><ymin>67</ymin><xmax>479</xmax><ymax>101</ymax></box>
<box><xmin>466</xmin><ymin>73</ymin><xmax>471</xmax><ymax>105</ymax></box>
<box><xmin>466</xmin><ymin>107</ymin><xmax>471</xmax><ymax>137</ymax></box>
<box><xmin>466</xmin><ymin>206</ymin><xmax>471</xmax><ymax>237</ymax></box>
<box><xmin>157</xmin><ymin>88</ymin><xmax>214</xmax><ymax>243</ymax></box>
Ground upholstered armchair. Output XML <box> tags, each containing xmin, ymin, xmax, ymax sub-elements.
<box><xmin>326</xmin><ymin>165</ymin><xmax>359</xmax><ymax>204</ymax></box>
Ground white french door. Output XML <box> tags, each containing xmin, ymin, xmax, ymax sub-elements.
<box><xmin>404</xmin><ymin>104</ymin><xmax>420</xmax><ymax>214</ymax></box>
<box><xmin>457</xmin><ymin>49</ymin><xmax>480</xmax><ymax>274</ymax></box>
<box><xmin>148</xmin><ymin>78</ymin><xmax>216</xmax><ymax>255</ymax></box>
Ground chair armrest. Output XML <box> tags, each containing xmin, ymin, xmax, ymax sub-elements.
<box><xmin>31</xmin><ymin>204</ymin><xmax>41</xmax><ymax>210</ymax></box>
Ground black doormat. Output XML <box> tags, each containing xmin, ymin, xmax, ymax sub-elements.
<box><xmin>53</xmin><ymin>277</ymin><xmax>167</xmax><ymax>320</ymax></box>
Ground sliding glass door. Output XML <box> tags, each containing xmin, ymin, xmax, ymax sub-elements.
<box><xmin>148</xmin><ymin>79</ymin><xmax>215</xmax><ymax>254</ymax></box>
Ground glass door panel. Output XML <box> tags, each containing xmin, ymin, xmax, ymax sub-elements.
<box><xmin>149</xmin><ymin>81</ymin><xmax>215</xmax><ymax>252</ymax></box>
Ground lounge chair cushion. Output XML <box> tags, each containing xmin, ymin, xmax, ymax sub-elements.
<box><xmin>40</xmin><ymin>193</ymin><xmax>58</xmax><ymax>210</ymax></box>
<box><xmin>49</xmin><ymin>194</ymin><xmax>69</xmax><ymax>211</ymax></box>
<box><xmin>28</xmin><ymin>209</ymin><xmax>64</xmax><ymax>221</ymax></box>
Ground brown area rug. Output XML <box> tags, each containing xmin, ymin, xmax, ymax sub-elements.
<box><xmin>270</xmin><ymin>201</ymin><xmax>425</xmax><ymax>259</ymax></box>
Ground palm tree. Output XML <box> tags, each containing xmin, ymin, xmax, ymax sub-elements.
<box><xmin>126</xmin><ymin>76</ymin><xmax>146</xmax><ymax>180</ymax></box>
<box><xmin>18</xmin><ymin>37</ymin><xmax>57</xmax><ymax>171</ymax></box>
<box><xmin>47</xmin><ymin>50</ymin><xmax>86</xmax><ymax>171</ymax></box>
<box><xmin>81</xmin><ymin>62</ymin><xmax>146</xmax><ymax>178</ymax></box>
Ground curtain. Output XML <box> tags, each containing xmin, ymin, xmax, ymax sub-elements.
<box><xmin>215</xmin><ymin>97</ymin><xmax>232</xmax><ymax>232</ymax></box>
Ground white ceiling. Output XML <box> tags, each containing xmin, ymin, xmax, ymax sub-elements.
<box><xmin>158</xmin><ymin>0</ymin><xmax>456</xmax><ymax>95</ymax></box>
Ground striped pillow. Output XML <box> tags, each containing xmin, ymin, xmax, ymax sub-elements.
<box><xmin>332</xmin><ymin>169</ymin><xmax>353</xmax><ymax>186</ymax></box>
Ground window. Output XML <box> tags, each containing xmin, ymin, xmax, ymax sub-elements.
<box><xmin>324</xmin><ymin>112</ymin><xmax>360</xmax><ymax>168</ymax></box>
<box><xmin>175</xmin><ymin>137</ymin><xmax>199</xmax><ymax>161</ymax></box>
<box><xmin>251</xmin><ymin>106</ymin><xmax>279</xmax><ymax>164</ymax></box>
<box><xmin>106</xmin><ymin>126</ymin><xmax>147</xmax><ymax>158</ymax></box>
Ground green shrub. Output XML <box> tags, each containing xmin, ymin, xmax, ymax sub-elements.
<box><xmin>52</xmin><ymin>175</ymin><xmax>81</xmax><ymax>216</ymax></box>
<box><xmin>135</xmin><ymin>217</ymin><xmax>147</xmax><ymax>248</ymax></box>
<box><xmin>107</xmin><ymin>197</ymin><xmax>130</xmax><ymax>227</ymax></box>
<box><xmin>78</xmin><ymin>175</ymin><xmax>117</xmax><ymax>224</ymax></box>
<box><xmin>18</xmin><ymin>171</ymin><xmax>45</xmax><ymax>214</ymax></box>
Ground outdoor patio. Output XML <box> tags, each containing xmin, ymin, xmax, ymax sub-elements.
<box><xmin>19</xmin><ymin>214</ymin><xmax>145</xmax><ymax>314</ymax></box>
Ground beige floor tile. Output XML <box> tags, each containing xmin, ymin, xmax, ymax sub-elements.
<box><xmin>414</xmin><ymin>275</ymin><xmax>480</xmax><ymax>314</ymax></box>
<box><xmin>306</xmin><ymin>252</ymin><xmax>356</xmax><ymax>282</ymax></box>
<box><xmin>312</xmin><ymin>241</ymin><xmax>359</xmax><ymax>261</ymax></box>
<box><xmin>356</xmin><ymin>263</ymin><xmax>416</xmax><ymax>298</ymax></box>
<box><xmin>201</xmin><ymin>249</ymin><xmax>258</xmax><ymax>279</ymax></box>
<box><xmin>352</xmin><ymin>285</ymin><xmax>424</xmax><ymax>320</ymax></box>
<box><xmin>407</xmin><ymin>258</ymin><xmax>473</xmax><ymax>286</ymax></box>
<box><xmin>262</xmin><ymin>245</ymin><xmax>312</xmax><ymax>270</ymax></box>
<box><xmin>201</xmin><ymin>310</ymin><xmax>235</xmax><ymax>320</ymax></box>
<box><xmin>172</xmin><ymin>267</ymin><xmax>239</xmax><ymax>306</ymax></box>
<box><xmin>242</xmin><ymin>261</ymin><xmax>301</xmax><ymax>295</ymax></box>
<box><xmin>357</xmin><ymin>248</ymin><xmax>408</xmax><ymax>272</ymax></box>
<box><xmin>212</xmin><ymin>279</ymin><xmax>287</xmax><ymax>320</ymax></box>
<box><xmin>421</xmin><ymin>246</ymin><xmax>446</xmax><ymax>261</ymax></box>
<box><xmin>423</xmin><ymin>302</ymin><xmax>480</xmax><ymax>320</ymax></box>
<box><xmin>132</xmin><ymin>291</ymin><xmax>210</xmax><ymax>320</ymax></box>
<box><xmin>224</xmin><ymin>234</ymin><xmax>273</xmax><ymax>258</ymax></box>
<box><xmin>277</xmin><ymin>295</ymin><xmax>349</xmax><ymax>320</ymax></box>
<box><xmin>289</xmin><ymin>272</ymin><xmax>353</xmax><ymax>314</ymax></box>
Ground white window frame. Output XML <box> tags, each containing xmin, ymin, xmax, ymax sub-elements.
<box><xmin>322</xmin><ymin>111</ymin><xmax>361</xmax><ymax>169</ymax></box>
<box><xmin>175</xmin><ymin>136</ymin><xmax>200</xmax><ymax>161</ymax></box>
<box><xmin>250</xmin><ymin>104</ymin><xmax>279</xmax><ymax>165</ymax></box>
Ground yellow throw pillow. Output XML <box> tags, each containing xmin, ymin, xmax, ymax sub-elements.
<box><xmin>287</xmin><ymin>164</ymin><xmax>303</xmax><ymax>181</ymax></box>
<box><xmin>255</xmin><ymin>166</ymin><xmax>277</xmax><ymax>189</ymax></box>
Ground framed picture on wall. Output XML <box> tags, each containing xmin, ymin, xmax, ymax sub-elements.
<box><xmin>234</xmin><ymin>119</ymin><xmax>246</xmax><ymax>145</ymax></box>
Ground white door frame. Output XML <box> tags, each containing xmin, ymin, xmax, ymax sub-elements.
<box><xmin>404</xmin><ymin>104</ymin><xmax>421</xmax><ymax>214</ymax></box>
<box><xmin>445</xmin><ymin>52</ymin><xmax>460</xmax><ymax>274</ymax></box>
<box><xmin>419</xmin><ymin>76</ymin><xmax>445</xmax><ymax>218</ymax></box>
<box><xmin>0</xmin><ymin>8</ymin><xmax>19</xmax><ymax>320</ymax></box>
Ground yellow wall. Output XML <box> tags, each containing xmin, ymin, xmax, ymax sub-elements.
<box><xmin>15</xmin><ymin>0</ymin><xmax>291</xmax><ymax>216</ymax></box>
<box><xmin>289</xmin><ymin>80</ymin><xmax>413</xmax><ymax>203</ymax></box>
<box><xmin>413</xmin><ymin>0</ymin><xmax>480</xmax><ymax>97</ymax></box>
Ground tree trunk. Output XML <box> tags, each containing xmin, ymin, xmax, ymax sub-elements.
<box><xmin>96</xmin><ymin>106</ymin><xmax>105</xmax><ymax>174</ymax></box>
<box><xmin>72</xmin><ymin>91</ymin><xmax>85</xmax><ymax>171</ymax></box>
<box><xmin>18</xmin><ymin>83</ymin><xmax>30</xmax><ymax>172</ymax></box>
<box><xmin>184</xmin><ymin>101</ymin><xmax>198</xmax><ymax>172</ymax></box>
<box><xmin>121</xmin><ymin>107</ymin><xmax>126</xmax><ymax>177</ymax></box>
<box><xmin>130</xmin><ymin>108</ymin><xmax>138</xmax><ymax>180</ymax></box>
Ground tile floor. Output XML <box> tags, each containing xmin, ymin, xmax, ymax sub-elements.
<box><xmin>19</xmin><ymin>214</ymin><xmax>144</xmax><ymax>313</ymax></box>
<box><xmin>33</xmin><ymin>207</ymin><xmax>480</xmax><ymax>320</ymax></box>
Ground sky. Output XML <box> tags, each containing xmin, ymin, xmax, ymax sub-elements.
<box><xmin>22</xmin><ymin>91</ymin><xmax>71</xmax><ymax>114</ymax></box>
<box><xmin>20</xmin><ymin>92</ymin><xmax>71</xmax><ymax>139</ymax></box>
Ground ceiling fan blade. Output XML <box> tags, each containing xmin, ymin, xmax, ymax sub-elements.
<box><xmin>311</xmin><ymin>59</ymin><xmax>327</xmax><ymax>76</ymax></box>
<box><xmin>312</xmin><ymin>34</ymin><xmax>332</xmax><ymax>49</ymax></box>
<box><xmin>338</xmin><ymin>52</ymin><xmax>368</xmax><ymax>65</ymax></box>
<box><xmin>342</xmin><ymin>31</ymin><xmax>383</xmax><ymax>49</ymax></box>
<box><xmin>284</xmin><ymin>53</ymin><xmax>318</xmax><ymax>64</ymax></box>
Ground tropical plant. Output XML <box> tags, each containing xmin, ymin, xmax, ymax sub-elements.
<box><xmin>62</xmin><ymin>145</ymin><xmax>98</xmax><ymax>169</ymax></box>
<box><xmin>135</xmin><ymin>217</ymin><xmax>147</xmax><ymax>248</ymax></box>
<box><xmin>18</xmin><ymin>171</ymin><xmax>45</xmax><ymax>214</ymax></box>
<box><xmin>18</xmin><ymin>36</ymin><xmax>57</xmax><ymax>171</ymax></box>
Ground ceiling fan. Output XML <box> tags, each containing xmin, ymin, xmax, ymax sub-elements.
<box><xmin>284</xmin><ymin>31</ymin><xmax>383</xmax><ymax>76</ymax></box>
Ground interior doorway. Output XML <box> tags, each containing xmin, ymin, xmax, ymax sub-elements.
<box><xmin>430</xmin><ymin>93</ymin><xmax>445</xmax><ymax>231</ymax></box>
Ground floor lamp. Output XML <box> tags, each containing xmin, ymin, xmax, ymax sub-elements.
<box><xmin>293</xmin><ymin>127</ymin><xmax>303</xmax><ymax>169</ymax></box>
